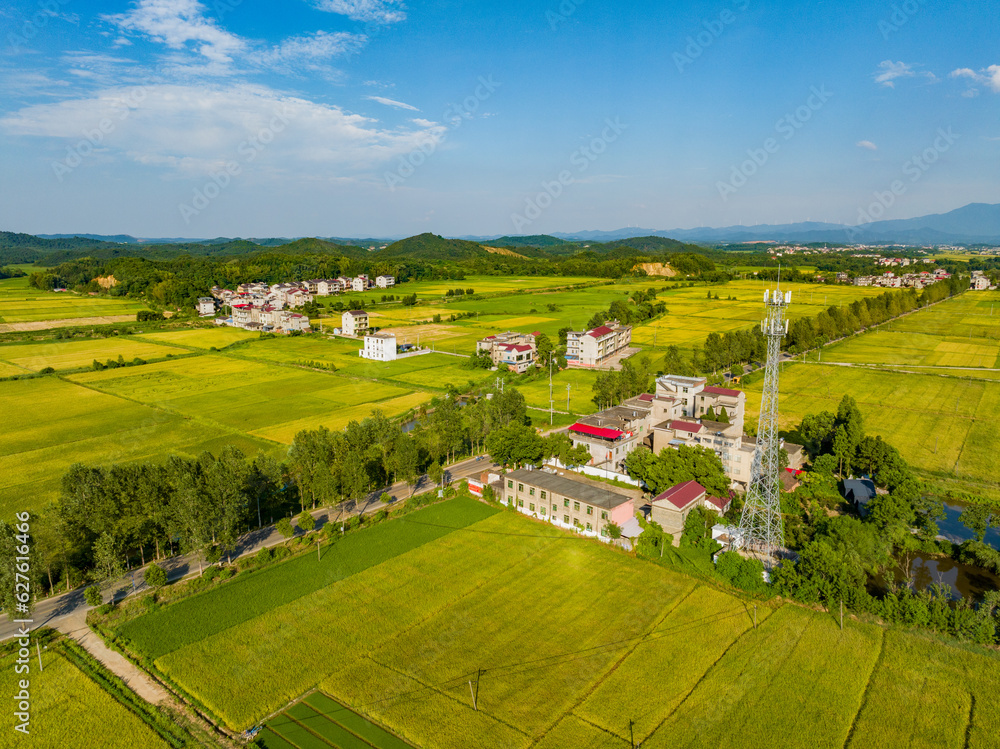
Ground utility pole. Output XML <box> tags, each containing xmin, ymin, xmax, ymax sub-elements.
<box><xmin>566</xmin><ymin>383</ymin><xmax>571</xmax><ymax>412</ymax></box>
<box><xmin>629</xmin><ymin>719</ymin><xmax>635</xmax><ymax>749</ymax></box>
<box><xmin>317</xmin><ymin>538</ymin><xmax>321</xmax><ymax>561</ymax></box>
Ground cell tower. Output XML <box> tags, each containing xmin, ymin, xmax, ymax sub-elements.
<box><xmin>736</xmin><ymin>284</ymin><xmax>791</xmax><ymax>564</ymax></box>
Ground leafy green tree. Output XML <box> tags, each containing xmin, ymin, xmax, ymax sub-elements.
<box><xmin>535</xmin><ymin>333</ymin><xmax>554</xmax><ymax>365</ymax></box>
<box><xmin>605</xmin><ymin>521</ymin><xmax>622</xmax><ymax>540</ymax></box>
<box><xmin>625</xmin><ymin>445</ymin><xmax>728</xmax><ymax>497</ymax></box>
<box><xmin>0</xmin><ymin>520</ymin><xmax>38</xmax><ymax>620</ymax></box>
<box><xmin>296</xmin><ymin>510</ymin><xmax>315</xmax><ymax>533</ymax></box>
<box><xmin>680</xmin><ymin>506</ymin><xmax>719</xmax><ymax>549</ymax></box>
<box><xmin>144</xmin><ymin>563</ymin><xmax>168</xmax><ymax>588</ymax></box>
<box><xmin>84</xmin><ymin>585</ymin><xmax>103</xmax><ymax>607</ymax></box>
<box><xmin>276</xmin><ymin>517</ymin><xmax>295</xmax><ymax>539</ymax></box>
<box><xmin>93</xmin><ymin>531</ymin><xmax>124</xmax><ymax>582</ymax></box>
<box><xmin>960</xmin><ymin>503</ymin><xmax>998</xmax><ymax>544</ymax></box>
<box><xmin>484</xmin><ymin>423</ymin><xmax>544</xmax><ymax>468</ymax></box>
<box><xmin>427</xmin><ymin>460</ymin><xmax>444</xmax><ymax>488</ymax></box>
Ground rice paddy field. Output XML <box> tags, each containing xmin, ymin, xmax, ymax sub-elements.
<box><xmin>320</xmin><ymin>275</ymin><xmax>599</xmax><ymax>308</ymax></box>
<box><xmin>0</xmin><ymin>336</ymin><xmax>187</xmax><ymax>372</ymax></box>
<box><xmin>820</xmin><ymin>291</ymin><xmax>1000</xmax><ymax>371</ymax></box>
<box><xmin>0</xmin><ymin>276</ymin><xmax>148</xmax><ymax>325</ymax></box>
<box><xmin>0</xmin><ymin>646</ymin><xmax>169</xmax><ymax>747</ymax></box>
<box><xmin>745</xmin><ymin>362</ymin><xmax>1000</xmax><ymax>489</ymax></box>
<box><xmin>115</xmin><ymin>501</ymin><xmax>1000</xmax><ymax>748</ymax></box>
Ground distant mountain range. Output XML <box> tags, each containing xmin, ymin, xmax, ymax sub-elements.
<box><xmin>10</xmin><ymin>203</ymin><xmax>1000</xmax><ymax>257</ymax></box>
<box><xmin>542</xmin><ymin>203</ymin><xmax>1000</xmax><ymax>245</ymax></box>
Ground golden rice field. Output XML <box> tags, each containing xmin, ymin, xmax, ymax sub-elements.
<box><xmin>0</xmin><ymin>647</ymin><xmax>169</xmax><ymax>748</ymax></box>
<box><xmin>0</xmin><ymin>276</ymin><xmax>148</xmax><ymax>324</ymax></box>
<box><xmin>822</xmin><ymin>291</ymin><xmax>1000</xmax><ymax>370</ymax></box>
<box><xmin>122</xmin><ymin>506</ymin><xmax>999</xmax><ymax>748</ymax></box>
<box><xmin>745</xmin><ymin>362</ymin><xmax>1000</xmax><ymax>488</ymax></box>
<box><xmin>0</xmin><ymin>337</ymin><xmax>186</xmax><ymax>372</ymax></box>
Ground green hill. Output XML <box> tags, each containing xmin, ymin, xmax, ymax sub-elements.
<box><xmin>379</xmin><ymin>233</ymin><xmax>489</xmax><ymax>260</ymax></box>
<box><xmin>602</xmin><ymin>236</ymin><xmax>703</xmax><ymax>253</ymax></box>
<box><xmin>490</xmin><ymin>234</ymin><xmax>574</xmax><ymax>248</ymax></box>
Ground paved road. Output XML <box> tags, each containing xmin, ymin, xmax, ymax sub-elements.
<box><xmin>0</xmin><ymin>455</ymin><xmax>499</xmax><ymax>642</ymax></box>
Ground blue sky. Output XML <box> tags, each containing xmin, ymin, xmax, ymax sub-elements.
<box><xmin>0</xmin><ymin>0</ymin><xmax>997</xmax><ymax>238</ymax></box>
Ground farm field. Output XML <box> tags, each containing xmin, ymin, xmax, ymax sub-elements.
<box><xmin>0</xmin><ymin>646</ymin><xmax>169</xmax><ymax>748</ymax></box>
<box><xmin>118</xmin><ymin>505</ymin><xmax>1000</xmax><ymax>748</ymax></box>
<box><xmin>323</xmin><ymin>275</ymin><xmax>599</xmax><ymax>308</ymax></box>
<box><xmin>0</xmin><ymin>376</ymin><xmax>276</xmax><ymax>518</ymax></box>
<box><xmin>821</xmin><ymin>291</ymin><xmax>1000</xmax><ymax>369</ymax></box>
<box><xmin>0</xmin><ymin>336</ymin><xmax>186</xmax><ymax>372</ymax></box>
<box><xmin>67</xmin><ymin>354</ymin><xmax>430</xmax><ymax>443</ymax></box>
<box><xmin>745</xmin><ymin>363</ymin><xmax>1000</xmax><ymax>489</ymax></box>
<box><xmin>516</xmin><ymin>367</ymin><xmax>600</xmax><ymax>415</ymax></box>
<box><xmin>0</xmin><ymin>276</ymin><xmax>148</xmax><ymax>324</ymax></box>
<box><xmin>134</xmin><ymin>326</ymin><xmax>259</xmax><ymax>349</ymax></box>
<box><xmin>629</xmin><ymin>280</ymin><xmax>891</xmax><ymax>353</ymax></box>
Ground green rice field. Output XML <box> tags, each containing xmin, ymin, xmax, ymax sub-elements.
<box><xmin>116</xmin><ymin>502</ymin><xmax>1000</xmax><ymax>748</ymax></box>
<box><xmin>0</xmin><ymin>276</ymin><xmax>148</xmax><ymax>325</ymax></box>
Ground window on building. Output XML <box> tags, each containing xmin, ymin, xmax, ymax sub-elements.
<box><xmin>586</xmin><ymin>506</ymin><xmax>593</xmax><ymax>515</ymax></box>
<box><xmin>517</xmin><ymin>499</ymin><xmax>523</xmax><ymax>508</ymax></box>
<box><xmin>529</xmin><ymin>503</ymin><xmax>535</xmax><ymax>512</ymax></box>
<box><xmin>540</xmin><ymin>507</ymin><xmax>546</xmax><ymax>516</ymax></box>
<box><xmin>601</xmin><ymin>511</ymin><xmax>608</xmax><ymax>520</ymax></box>
<box><xmin>573</xmin><ymin>518</ymin><xmax>581</xmax><ymax>528</ymax></box>
<box><xmin>563</xmin><ymin>498</ymin><xmax>569</xmax><ymax>507</ymax></box>
<box><xmin>574</xmin><ymin>501</ymin><xmax>580</xmax><ymax>511</ymax></box>
<box><xmin>540</xmin><ymin>491</ymin><xmax>546</xmax><ymax>499</ymax></box>
<box><xmin>529</xmin><ymin>488</ymin><xmax>535</xmax><ymax>496</ymax></box>
<box><xmin>552</xmin><ymin>504</ymin><xmax>557</xmax><ymax>512</ymax></box>
<box><xmin>507</xmin><ymin>480</ymin><xmax>513</xmax><ymax>489</ymax></box>
<box><xmin>586</xmin><ymin>523</ymin><xmax>592</xmax><ymax>532</ymax></box>
<box><xmin>517</xmin><ymin>483</ymin><xmax>523</xmax><ymax>492</ymax></box>
<box><xmin>563</xmin><ymin>515</ymin><xmax>569</xmax><ymax>524</ymax></box>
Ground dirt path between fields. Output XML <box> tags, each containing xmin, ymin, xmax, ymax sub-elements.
<box><xmin>56</xmin><ymin>608</ymin><xmax>173</xmax><ymax>705</ymax></box>
<box><xmin>0</xmin><ymin>314</ymin><xmax>137</xmax><ymax>332</ymax></box>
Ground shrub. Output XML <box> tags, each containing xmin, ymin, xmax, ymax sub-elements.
<box><xmin>40</xmin><ymin>366</ymin><xmax>55</xmax><ymax>374</ymax></box>
<box><xmin>144</xmin><ymin>563</ymin><xmax>168</xmax><ymax>588</ymax></box>
<box><xmin>256</xmin><ymin>547</ymin><xmax>274</xmax><ymax>565</ymax></box>
<box><xmin>205</xmin><ymin>545</ymin><xmax>222</xmax><ymax>565</ymax></box>
<box><xmin>374</xmin><ymin>509</ymin><xmax>388</xmax><ymax>522</ymax></box>
<box><xmin>276</xmin><ymin>517</ymin><xmax>295</xmax><ymax>538</ymax></box>
<box><xmin>84</xmin><ymin>586</ymin><xmax>103</xmax><ymax>607</ymax></box>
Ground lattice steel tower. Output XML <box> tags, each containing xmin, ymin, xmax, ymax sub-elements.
<box><xmin>737</xmin><ymin>285</ymin><xmax>791</xmax><ymax>563</ymax></box>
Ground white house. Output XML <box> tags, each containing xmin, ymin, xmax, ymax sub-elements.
<box><xmin>375</xmin><ymin>275</ymin><xmax>395</xmax><ymax>288</ymax></box>
<box><xmin>342</xmin><ymin>309</ymin><xmax>369</xmax><ymax>336</ymax></box>
<box><xmin>360</xmin><ymin>332</ymin><xmax>397</xmax><ymax>361</ymax></box>
<box><xmin>352</xmin><ymin>275</ymin><xmax>369</xmax><ymax>292</ymax></box>
<box><xmin>197</xmin><ymin>297</ymin><xmax>215</xmax><ymax>316</ymax></box>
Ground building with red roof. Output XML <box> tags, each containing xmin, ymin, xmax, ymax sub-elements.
<box><xmin>565</xmin><ymin>320</ymin><xmax>632</xmax><ymax>367</ymax></box>
<box><xmin>649</xmin><ymin>480</ymin><xmax>732</xmax><ymax>541</ymax></box>
<box><xmin>475</xmin><ymin>331</ymin><xmax>537</xmax><ymax>373</ymax></box>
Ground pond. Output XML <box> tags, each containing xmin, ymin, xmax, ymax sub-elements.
<box><xmin>890</xmin><ymin>553</ymin><xmax>1000</xmax><ymax>601</ymax></box>
<box><xmin>935</xmin><ymin>500</ymin><xmax>1000</xmax><ymax>546</ymax></box>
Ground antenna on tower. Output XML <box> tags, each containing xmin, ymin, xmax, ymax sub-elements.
<box><xmin>735</xmin><ymin>282</ymin><xmax>790</xmax><ymax>567</ymax></box>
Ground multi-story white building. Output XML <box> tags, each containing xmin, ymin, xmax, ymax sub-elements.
<box><xmin>341</xmin><ymin>309</ymin><xmax>369</xmax><ymax>336</ymax></box>
<box><xmin>352</xmin><ymin>275</ymin><xmax>369</xmax><ymax>292</ymax></box>
<box><xmin>360</xmin><ymin>332</ymin><xmax>397</xmax><ymax>361</ymax></box>
<box><xmin>197</xmin><ymin>297</ymin><xmax>215</xmax><ymax>316</ymax></box>
<box><xmin>375</xmin><ymin>275</ymin><xmax>396</xmax><ymax>288</ymax></box>
<box><xmin>476</xmin><ymin>331</ymin><xmax>537</xmax><ymax>373</ymax></box>
<box><xmin>566</xmin><ymin>321</ymin><xmax>632</xmax><ymax>367</ymax></box>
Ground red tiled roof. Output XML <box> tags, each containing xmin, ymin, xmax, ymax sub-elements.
<box><xmin>637</xmin><ymin>393</ymin><xmax>654</xmax><ymax>402</ymax></box>
<box><xmin>669</xmin><ymin>420</ymin><xmax>702</xmax><ymax>433</ymax></box>
<box><xmin>569</xmin><ymin>423</ymin><xmax>624</xmax><ymax>440</ymax></box>
<box><xmin>587</xmin><ymin>325</ymin><xmax>614</xmax><ymax>337</ymax></box>
<box><xmin>705</xmin><ymin>495</ymin><xmax>730</xmax><ymax>511</ymax></box>
<box><xmin>703</xmin><ymin>385</ymin><xmax>741</xmax><ymax>397</ymax></box>
<box><xmin>653</xmin><ymin>480</ymin><xmax>706</xmax><ymax>509</ymax></box>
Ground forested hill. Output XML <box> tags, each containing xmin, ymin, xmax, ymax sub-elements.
<box><xmin>378</xmin><ymin>233</ymin><xmax>491</xmax><ymax>260</ymax></box>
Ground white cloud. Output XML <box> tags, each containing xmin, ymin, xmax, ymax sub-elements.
<box><xmin>365</xmin><ymin>95</ymin><xmax>418</xmax><ymax>111</ymax></box>
<box><xmin>104</xmin><ymin>0</ymin><xmax>245</xmax><ymax>64</ymax></box>
<box><xmin>0</xmin><ymin>83</ymin><xmax>446</xmax><ymax>176</ymax></box>
<box><xmin>257</xmin><ymin>31</ymin><xmax>367</xmax><ymax>72</ymax></box>
<box><xmin>949</xmin><ymin>64</ymin><xmax>1000</xmax><ymax>93</ymax></box>
<box><xmin>874</xmin><ymin>60</ymin><xmax>936</xmax><ymax>88</ymax></box>
<box><xmin>311</xmin><ymin>0</ymin><xmax>407</xmax><ymax>24</ymax></box>
<box><xmin>856</xmin><ymin>140</ymin><xmax>877</xmax><ymax>151</ymax></box>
